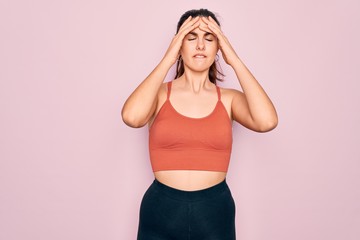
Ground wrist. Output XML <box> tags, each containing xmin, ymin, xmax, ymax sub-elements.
<box><xmin>229</xmin><ymin>57</ymin><xmax>243</xmax><ymax>69</ymax></box>
<box><xmin>156</xmin><ymin>57</ymin><xmax>175</xmax><ymax>74</ymax></box>
<box><xmin>160</xmin><ymin>55</ymin><xmax>176</xmax><ymax>69</ymax></box>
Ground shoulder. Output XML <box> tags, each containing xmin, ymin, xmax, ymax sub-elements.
<box><xmin>218</xmin><ymin>85</ymin><xmax>244</xmax><ymax>102</ymax></box>
<box><xmin>158</xmin><ymin>81</ymin><xmax>170</xmax><ymax>98</ymax></box>
<box><xmin>217</xmin><ymin>86</ymin><xmax>244</xmax><ymax>120</ymax></box>
<box><xmin>156</xmin><ymin>81</ymin><xmax>174</xmax><ymax>109</ymax></box>
<box><xmin>148</xmin><ymin>82</ymin><xmax>171</xmax><ymax>128</ymax></box>
<box><xmin>159</xmin><ymin>81</ymin><xmax>168</xmax><ymax>93</ymax></box>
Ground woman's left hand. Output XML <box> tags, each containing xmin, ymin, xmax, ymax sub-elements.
<box><xmin>200</xmin><ymin>16</ymin><xmax>240</xmax><ymax>67</ymax></box>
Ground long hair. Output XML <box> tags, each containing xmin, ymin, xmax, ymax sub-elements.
<box><xmin>174</xmin><ymin>9</ymin><xmax>225</xmax><ymax>85</ymax></box>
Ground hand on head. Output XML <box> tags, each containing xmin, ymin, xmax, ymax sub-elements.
<box><xmin>200</xmin><ymin>16</ymin><xmax>239</xmax><ymax>66</ymax></box>
<box><xmin>162</xmin><ymin>16</ymin><xmax>201</xmax><ymax>65</ymax></box>
<box><xmin>163</xmin><ymin>15</ymin><xmax>239</xmax><ymax>67</ymax></box>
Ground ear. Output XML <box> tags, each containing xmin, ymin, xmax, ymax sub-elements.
<box><xmin>179</xmin><ymin>48</ymin><xmax>184</xmax><ymax>57</ymax></box>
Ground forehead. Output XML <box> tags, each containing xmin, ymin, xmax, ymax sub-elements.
<box><xmin>188</xmin><ymin>27</ymin><xmax>213</xmax><ymax>36</ymax></box>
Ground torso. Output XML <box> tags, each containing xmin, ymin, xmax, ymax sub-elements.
<box><xmin>149</xmin><ymin>80</ymin><xmax>234</xmax><ymax>191</ymax></box>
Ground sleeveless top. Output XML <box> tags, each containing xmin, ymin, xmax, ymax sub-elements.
<box><xmin>149</xmin><ymin>81</ymin><xmax>233</xmax><ymax>172</ymax></box>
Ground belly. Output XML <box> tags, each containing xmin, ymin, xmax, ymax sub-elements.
<box><xmin>154</xmin><ymin>170</ymin><xmax>227</xmax><ymax>191</ymax></box>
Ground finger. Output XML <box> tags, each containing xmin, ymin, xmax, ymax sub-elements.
<box><xmin>198</xmin><ymin>21</ymin><xmax>215</xmax><ymax>34</ymax></box>
<box><xmin>199</xmin><ymin>18</ymin><xmax>221</xmax><ymax>39</ymax></box>
<box><xmin>201</xmin><ymin>16</ymin><xmax>213</xmax><ymax>26</ymax></box>
<box><xmin>204</xmin><ymin>16</ymin><xmax>223</xmax><ymax>34</ymax></box>
<box><xmin>178</xmin><ymin>16</ymin><xmax>200</xmax><ymax>33</ymax></box>
<box><xmin>208</xmin><ymin>16</ymin><xmax>221</xmax><ymax>27</ymax></box>
<box><xmin>183</xmin><ymin>16</ymin><xmax>193</xmax><ymax>25</ymax></box>
<box><xmin>178</xmin><ymin>18</ymin><xmax>200</xmax><ymax>37</ymax></box>
<box><xmin>208</xmin><ymin>24</ymin><xmax>222</xmax><ymax>37</ymax></box>
<box><xmin>202</xmin><ymin>17</ymin><xmax>221</xmax><ymax>32</ymax></box>
<box><xmin>177</xmin><ymin>16</ymin><xmax>192</xmax><ymax>32</ymax></box>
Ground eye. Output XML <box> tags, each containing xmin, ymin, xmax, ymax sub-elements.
<box><xmin>186</xmin><ymin>33</ymin><xmax>197</xmax><ymax>41</ymax></box>
<box><xmin>205</xmin><ymin>34</ymin><xmax>215</xmax><ymax>42</ymax></box>
<box><xmin>187</xmin><ymin>35</ymin><xmax>196</xmax><ymax>41</ymax></box>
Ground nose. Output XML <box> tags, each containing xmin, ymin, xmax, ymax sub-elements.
<box><xmin>196</xmin><ymin>38</ymin><xmax>205</xmax><ymax>51</ymax></box>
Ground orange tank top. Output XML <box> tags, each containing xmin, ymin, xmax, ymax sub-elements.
<box><xmin>149</xmin><ymin>81</ymin><xmax>233</xmax><ymax>172</ymax></box>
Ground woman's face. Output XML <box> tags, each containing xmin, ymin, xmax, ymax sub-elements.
<box><xmin>180</xmin><ymin>18</ymin><xmax>218</xmax><ymax>73</ymax></box>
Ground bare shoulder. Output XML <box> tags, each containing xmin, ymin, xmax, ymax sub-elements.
<box><xmin>158</xmin><ymin>81</ymin><xmax>169</xmax><ymax>100</ymax></box>
<box><xmin>218</xmin><ymin>86</ymin><xmax>244</xmax><ymax>103</ymax></box>
<box><xmin>148</xmin><ymin>82</ymin><xmax>170</xmax><ymax>127</ymax></box>
<box><xmin>218</xmin><ymin>86</ymin><xmax>244</xmax><ymax>120</ymax></box>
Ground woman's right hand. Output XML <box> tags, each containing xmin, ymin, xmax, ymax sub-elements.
<box><xmin>121</xmin><ymin>16</ymin><xmax>200</xmax><ymax>128</ymax></box>
<box><xmin>162</xmin><ymin>16</ymin><xmax>201</xmax><ymax>65</ymax></box>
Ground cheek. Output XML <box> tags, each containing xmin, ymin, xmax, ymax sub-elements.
<box><xmin>207</xmin><ymin>44</ymin><xmax>219</xmax><ymax>58</ymax></box>
<box><xmin>207</xmin><ymin>41</ymin><xmax>218</xmax><ymax>50</ymax></box>
<box><xmin>181</xmin><ymin>43</ymin><xmax>190</xmax><ymax>50</ymax></box>
<box><xmin>180</xmin><ymin>43</ymin><xmax>194</xmax><ymax>58</ymax></box>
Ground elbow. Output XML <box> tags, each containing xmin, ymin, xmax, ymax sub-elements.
<box><xmin>257</xmin><ymin>117</ymin><xmax>278</xmax><ymax>133</ymax></box>
<box><xmin>121</xmin><ymin>108</ymin><xmax>147</xmax><ymax>128</ymax></box>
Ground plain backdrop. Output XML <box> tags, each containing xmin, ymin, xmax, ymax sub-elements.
<box><xmin>1</xmin><ymin>0</ymin><xmax>359</xmax><ymax>239</ymax></box>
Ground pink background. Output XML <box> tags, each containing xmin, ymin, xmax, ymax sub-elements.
<box><xmin>1</xmin><ymin>0</ymin><xmax>359</xmax><ymax>239</ymax></box>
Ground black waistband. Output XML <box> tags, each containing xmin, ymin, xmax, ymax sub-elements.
<box><xmin>151</xmin><ymin>178</ymin><xmax>229</xmax><ymax>202</ymax></box>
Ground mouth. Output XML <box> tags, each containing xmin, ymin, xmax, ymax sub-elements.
<box><xmin>193</xmin><ymin>54</ymin><xmax>207</xmax><ymax>58</ymax></box>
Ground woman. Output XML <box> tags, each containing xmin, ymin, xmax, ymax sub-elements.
<box><xmin>122</xmin><ymin>8</ymin><xmax>278</xmax><ymax>240</ymax></box>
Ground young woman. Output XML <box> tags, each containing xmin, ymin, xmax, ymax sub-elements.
<box><xmin>122</xmin><ymin>8</ymin><xmax>278</xmax><ymax>240</ymax></box>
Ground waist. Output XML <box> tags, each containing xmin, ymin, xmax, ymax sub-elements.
<box><xmin>150</xmin><ymin>177</ymin><xmax>230</xmax><ymax>201</ymax></box>
<box><xmin>154</xmin><ymin>170</ymin><xmax>227</xmax><ymax>191</ymax></box>
<box><xmin>150</xmin><ymin>149</ymin><xmax>231</xmax><ymax>172</ymax></box>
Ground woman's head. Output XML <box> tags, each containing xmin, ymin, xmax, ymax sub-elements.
<box><xmin>176</xmin><ymin>9</ymin><xmax>221</xmax><ymax>34</ymax></box>
<box><xmin>175</xmin><ymin>9</ymin><xmax>224</xmax><ymax>84</ymax></box>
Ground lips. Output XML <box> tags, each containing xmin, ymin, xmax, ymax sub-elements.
<box><xmin>193</xmin><ymin>54</ymin><xmax>207</xmax><ymax>58</ymax></box>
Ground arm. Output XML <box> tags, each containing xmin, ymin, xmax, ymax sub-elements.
<box><xmin>230</xmin><ymin>59</ymin><xmax>278</xmax><ymax>132</ymax></box>
<box><xmin>121</xmin><ymin>16</ymin><xmax>201</xmax><ymax>128</ymax></box>
<box><xmin>202</xmin><ymin>17</ymin><xmax>278</xmax><ymax>132</ymax></box>
<box><xmin>121</xmin><ymin>59</ymin><xmax>172</xmax><ymax>128</ymax></box>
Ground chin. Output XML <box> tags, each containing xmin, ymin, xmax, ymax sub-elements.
<box><xmin>184</xmin><ymin>62</ymin><xmax>213</xmax><ymax>73</ymax></box>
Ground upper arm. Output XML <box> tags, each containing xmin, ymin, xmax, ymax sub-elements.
<box><xmin>147</xmin><ymin>83</ymin><xmax>168</xmax><ymax>128</ymax></box>
<box><xmin>122</xmin><ymin>83</ymin><xmax>166</xmax><ymax>128</ymax></box>
<box><xmin>230</xmin><ymin>89</ymin><xmax>261</xmax><ymax>132</ymax></box>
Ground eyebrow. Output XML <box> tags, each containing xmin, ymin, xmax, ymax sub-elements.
<box><xmin>188</xmin><ymin>31</ymin><xmax>214</xmax><ymax>37</ymax></box>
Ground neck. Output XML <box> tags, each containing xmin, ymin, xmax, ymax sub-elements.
<box><xmin>181</xmin><ymin>68</ymin><xmax>212</xmax><ymax>93</ymax></box>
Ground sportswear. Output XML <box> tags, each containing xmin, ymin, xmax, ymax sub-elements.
<box><xmin>149</xmin><ymin>81</ymin><xmax>233</xmax><ymax>172</ymax></box>
<box><xmin>137</xmin><ymin>178</ymin><xmax>236</xmax><ymax>240</ymax></box>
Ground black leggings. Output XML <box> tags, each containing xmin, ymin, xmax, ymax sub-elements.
<box><xmin>137</xmin><ymin>179</ymin><xmax>236</xmax><ymax>240</ymax></box>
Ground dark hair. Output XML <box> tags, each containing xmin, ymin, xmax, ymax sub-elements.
<box><xmin>175</xmin><ymin>9</ymin><xmax>225</xmax><ymax>84</ymax></box>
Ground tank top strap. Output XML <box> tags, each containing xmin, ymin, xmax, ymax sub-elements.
<box><xmin>166</xmin><ymin>81</ymin><xmax>172</xmax><ymax>100</ymax></box>
<box><xmin>216</xmin><ymin>85</ymin><xmax>221</xmax><ymax>101</ymax></box>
